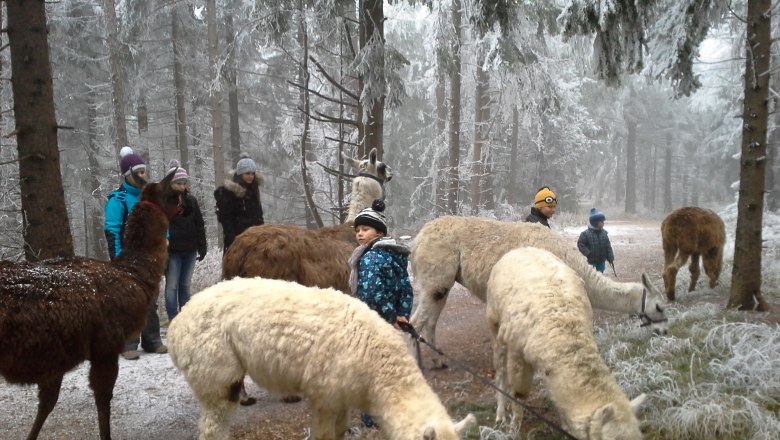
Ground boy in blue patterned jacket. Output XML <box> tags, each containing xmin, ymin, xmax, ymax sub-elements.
<box><xmin>348</xmin><ymin>199</ymin><xmax>413</xmax><ymax>428</ymax></box>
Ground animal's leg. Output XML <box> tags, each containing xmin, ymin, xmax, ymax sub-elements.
<box><xmin>688</xmin><ymin>253</ymin><xmax>701</xmax><ymax>292</ymax></box>
<box><xmin>410</xmin><ymin>262</ymin><xmax>458</xmax><ymax>369</ymax></box>
<box><xmin>334</xmin><ymin>408</ymin><xmax>350</xmax><ymax>439</ymax></box>
<box><xmin>89</xmin><ymin>356</ymin><xmax>120</xmax><ymax>440</ymax></box>
<box><xmin>492</xmin><ymin>333</ymin><xmax>509</xmax><ymax>425</ymax></box>
<box><xmin>663</xmin><ymin>251</ymin><xmax>690</xmax><ymax>301</ymax></box>
<box><xmin>507</xmin><ymin>353</ymin><xmax>533</xmax><ymax>435</ymax></box>
<box><xmin>26</xmin><ymin>376</ymin><xmax>63</xmax><ymax>440</ymax></box>
<box><xmin>196</xmin><ymin>381</ymin><xmax>241</xmax><ymax>440</ymax></box>
<box><xmin>703</xmin><ymin>247</ymin><xmax>723</xmax><ymax>288</ymax></box>
<box><xmin>309</xmin><ymin>402</ymin><xmax>338</xmax><ymax>440</ymax></box>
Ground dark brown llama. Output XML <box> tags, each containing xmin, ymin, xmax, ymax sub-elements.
<box><xmin>0</xmin><ymin>171</ymin><xmax>179</xmax><ymax>440</ymax></box>
<box><xmin>221</xmin><ymin>148</ymin><xmax>392</xmax><ymax>294</ymax></box>
<box><xmin>661</xmin><ymin>206</ymin><xmax>726</xmax><ymax>301</ymax></box>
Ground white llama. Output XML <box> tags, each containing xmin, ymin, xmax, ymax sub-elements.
<box><xmin>342</xmin><ymin>147</ymin><xmax>393</xmax><ymax>222</ymax></box>
<box><xmin>168</xmin><ymin>277</ymin><xmax>476</xmax><ymax>440</ymax></box>
<box><xmin>410</xmin><ymin>216</ymin><xmax>667</xmax><ymax>368</ymax></box>
<box><xmin>487</xmin><ymin>247</ymin><xmax>646</xmax><ymax>440</ymax></box>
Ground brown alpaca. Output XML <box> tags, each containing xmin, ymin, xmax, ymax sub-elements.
<box><xmin>0</xmin><ymin>171</ymin><xmax>179</xmax><ymax>440</ymax></box>
<box><xmin>661</xmin><ymin>206</ymin><xmax>726</xmax><ymax>301</ymax></box>
<box><xmin>221</xmin><ymin>148</ymin><xmax>391</xmax><ymax>293</ymax></box>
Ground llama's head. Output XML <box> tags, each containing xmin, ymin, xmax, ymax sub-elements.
<box><xmin>140</xmin><ymin>169</ymin><xmax>182</xmax><ymax>219</ymax></box>
<box><xmin>342</xmin><ymin>148</ymin><xmax>393</xmax><ymax>183</ymax></box>
<box><xmin>638</xmin><ymin>273</ymin><xmax>668</xmax><ymax>335</ymax></box>
<box><xmin>586</xmin><ymin>394</ymin><xmax>645</xmax><ymax>440</ymax></box>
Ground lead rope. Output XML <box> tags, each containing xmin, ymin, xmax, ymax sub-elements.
<box><xmin>398</xmin><ymin>322</ymin><xmax>579</xmax><ymax>440</ymax></box>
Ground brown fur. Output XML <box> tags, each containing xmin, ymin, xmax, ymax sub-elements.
<box><xmin>661</xmin><ymin>206</ymin><xmax>726</xmax><ymax>300</ymax></box>
<box><xmin>0</xmin><ymin>172</ymin><xmax>178</xmax><ymax>440</ymax></box>
<box><xmin>220</xmin><ymin>149</ymin><xmax>390</xmax><ymax>294</ymax></box>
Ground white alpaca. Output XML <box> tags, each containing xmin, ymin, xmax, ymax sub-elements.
<box><xmin>168</xmin><ymin>277</ymin><xmax>476</xmax><ymax>440</ymax></box>
<box><xmin>410</xmin><ymin>216</ymin><xmax>667</xmax><ymax>368</ymax></box>
<box><xmin>487</xmin><ymin>248</ymin><xmax>646</xmax><ymax>440</ymax></box>
<box><xmin>342</xmin><ymin>148</ymin><xmax>393</xmax><ymax>222</ymax></box>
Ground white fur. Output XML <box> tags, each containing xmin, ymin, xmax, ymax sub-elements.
<box><xmin>168</xmin><ymin>277</ymin><xmax>475</xmax><ymax>440</ymax></box>
<box><xmin>342</xmin><ymin>148</ymin><xmax>391</xmax><ymax>223</ymax></box>
<box><xmin>410</xmin><ymin>216</ymin><xmax>667</xmax><ymax>368</ymax></box>
<box><xmin>487</xmin><ymin>248</ymin><xmax>646</xmax><ymax>440</ymax></box>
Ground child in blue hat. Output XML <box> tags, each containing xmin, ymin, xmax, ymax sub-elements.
<box><xmin>577</xmin><ymin>208</ymin><xmax>614</xmax><ymax>273</ymax></box>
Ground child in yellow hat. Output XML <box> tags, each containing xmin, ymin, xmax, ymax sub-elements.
<box><xmin>524</xmin><ymin>186</ymin><xmax>557</xmax><ymax>228</ymax></box>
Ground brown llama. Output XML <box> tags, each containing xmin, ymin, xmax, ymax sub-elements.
<box><xmin>0</xmin><ymin>171</ymin><xmax>179</xmax><ymax>440</ymax></box>
<box><xmin>221</xmin><ymin>148</ymin><xmax>392</xmax><ymax>293</ymax></box>
<box><xmin>661</xmin><ymin>206</ymin><xmax>726</xmax><ymax>301</ymax></box>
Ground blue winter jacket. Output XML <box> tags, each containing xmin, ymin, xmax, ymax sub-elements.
<box><xmin>355</xmin><ymin>238</ymin><xmax>414</xmax><ymax>324</ymax></box>
<box><xmin>104</xmin><ymin>181</ymin><xmax>142</xmax><ymax>259</ymax></box>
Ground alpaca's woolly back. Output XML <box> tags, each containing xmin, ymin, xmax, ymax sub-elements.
<box><xmin>221</xmin><ymin>224</ymin><xmax>355</xmax><ymax>292</ymax></box>
<box><xmin>661</xmin><ymin>207</ymin><xmax>725</xmax><ymax>255</ymax></box>
<box><xmin>487</xmin><ymin>248</ymin><xmax>642</xmax><ymax>440</ymax></box>
<box><xmin>411</xmin><ymin>216</ymin><xmax>658</xmax><ymax>313</ymax></box>
<box><xmin>168</xmin><ymin>277</ymin><xmax>470</xmax><ymax>439</ymax></box>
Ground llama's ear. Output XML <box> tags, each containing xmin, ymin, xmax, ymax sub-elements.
<box><xmin>595</xmin><ymin>403</ymin><xmax>617</xmax><ymax>425</ymax></box>
<box><xmin>341</xmin><ymin>151</ymin><xmax>360</xmax><ymax>171</ymax></box>
<box><xmin>641</xmin><ymin>273</ymin><xmax>664</xmax><ymax>299</ymax></box>
<box><xmin>160</xmin><ymin>167</ymin><xmax>176</xmax><ymax>187</ymax></box>
<box><xmin>629</xmin><ymin>393</ymin><xmax>647</xmax><ymax>413</ymax></box>
<box><xmin>454</xmin><ymin>413</ymin><xmax>477</xmax><ymax>434</ymax></box>
<box><xmin>369</xmin><ymin>147</ymin><xmax>377</xmax><ymax>165</ymax></box>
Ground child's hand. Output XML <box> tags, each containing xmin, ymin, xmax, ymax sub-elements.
<box><xmin>394</xmin><ymin>316</ymin><xmax>409</xmax><ymax>330</ymax></box>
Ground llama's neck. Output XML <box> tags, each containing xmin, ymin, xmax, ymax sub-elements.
<box><xmin>115</xmin><ymin>205</ymin><xmax>170</xmax><ymax>285</ymax></box>
<box><xmin>346</xmin><ymin>177</ymin><xmax>383</xmax><ymax>223</ymax></box>
<box><xmin>559</xmin><ymin>247</ymin><xmax>642</xmax><ymax>314</ymax></box>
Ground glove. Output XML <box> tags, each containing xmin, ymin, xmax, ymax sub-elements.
<box><xmin>197</xmin><ymin>250</ymin><xmax>207</xmax><ymax>262</ymax></box>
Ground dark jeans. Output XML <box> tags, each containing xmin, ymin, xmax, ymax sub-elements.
<box><xmin>165</xmin><ymin>251</ymin><xmax>197</xmax><ymax>320</ymax></box>
<box><xmin>125</xmin><ymin>293</ymin><xmax>163</xmax><ymax>352</ymax></box>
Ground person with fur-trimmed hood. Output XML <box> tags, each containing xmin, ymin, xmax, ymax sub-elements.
<box><xmin>214</xmin><ymin>153</ymin><xmax>265</xmax><ymax>251</ymax></box>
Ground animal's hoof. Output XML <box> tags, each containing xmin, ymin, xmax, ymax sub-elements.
<box><xmin>281</xmin><ymin>395</ymin><xmax>302</xmax><ymax>403</ymax></box>
<box><xmin>240</xmin><ymin>397</ymin><xmax>257</xmax><ymax>406</ymax></box>
<box><xmin>121</xmin><ymin>350</ymin><xmax>141</xmax><ymax>360</ymax></box>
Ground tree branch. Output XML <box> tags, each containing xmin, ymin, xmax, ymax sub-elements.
<box><xmin>287</xmin><ymin>80</ymin><xmax>358</xmax><ymax>108</ymax></box>
<box><xmin>309</xmin><ymin>55</ymin><xmax>359</xmax><ymax>101</ymax></box>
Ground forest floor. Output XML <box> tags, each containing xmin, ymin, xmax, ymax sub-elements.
<box><xmin>2</xmin><ymin>217</ymin><xmax>778</xmax><ymax>440</ymax></box>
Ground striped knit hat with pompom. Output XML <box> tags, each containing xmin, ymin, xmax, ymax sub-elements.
<box><xmin>354</xmin><ymin>199</ymin><xmax>387</xmax><ymax>235</ymax></box>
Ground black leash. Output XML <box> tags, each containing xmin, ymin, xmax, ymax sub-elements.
<box><xmin>398</xmin><ymin>322</ymin><xmax>579</xmax><ymax>440</ymax></box>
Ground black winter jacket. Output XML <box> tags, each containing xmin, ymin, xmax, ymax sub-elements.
<box><xmin>215</xmin><ymin>173</ymin><xmax>264</xmax><ymax>250</ymax></box>
<box><xmin>577</xmin><ymin>225</ymin><xmax>614</xmax><ymax>264</ymax></box>
<box><xmin>524</xmin><ymin>207</ymin><xmax>551</xmax><ymax>228</ymax></box>
<box><xmin>168</xmin><ymin>191</ymin><xmax>207</xmax><ymax>256</ymax></box>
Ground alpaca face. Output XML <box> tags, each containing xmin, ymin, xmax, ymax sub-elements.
<box><xmin>343</xmin><ymin>148</ymin><xmax>393</xmax><ymax>183</ymax></box>
<box><xmin>640</xmin><ymin>273</ymin><xmax>668</xmax><ymax>335</ymax></box>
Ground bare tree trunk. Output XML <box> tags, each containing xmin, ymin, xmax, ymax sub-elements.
<box><xmin>207</xmin><ymin>0</ymin><xmax>226</xmax><ymax>185</ymax></box>
<box><xmin>103</xmin><ymin>0</ymin><xmax>129</xmax><ymax>154</ymax></box>
<box><xmin>359</xmin><ymin>0</ymin><xmax>385</xmax><ymax>158</ymax></box>
<box><xmin>651</xmin><ymin>142</ymin><xmax>657</xmax><ymax>211</ymax></box>
<box><xmin>172</xmin><ymin>6</ymin><xmax>190</xmax><ymax>169</ymax></box>
<box><xmin>298</xmin><ymin>2</ymin><xmax>323</xmax><ymax>228</ymax></box>
<box><xmin>624</xmin><ymin>116</ymin><xmax>637</xmax><ymax>213</ymax></box>
<box><xmin>226</xmin><ymin>10</ymin><xmax>241</xmax><ymax>165</ymax></box>
<box><xmin>433</xmin><ymin>3</ymin><xmax>448</xmax><ymax>215</ymax></box>
<box><xmin>470</xmin><ymin>60</ymin><xmax>488</xmax><ymax>214</ymax></box>
<box><xmin>87</xmin><ymin>90</ymin><xmax>109</xmax><ymax>260</ymax></box>
<box><xmin>663</xmin><ymin>146</ymin><xmax>672</xmax><ymax>212</ymax></box>
<box><xmin>7</xmin><ymin>2</ymin><xmax>74</xmax><ymax>261</ymax></box>
<box><xmin>728</xmin><ymin>0</ymin><xmax>771</xmax><ymax>311</ymax></box>
<box><xmin>446</xmin><ymin>0</ymin><xmax>462</xmax><ymax>215</ymax></box>
<box><xmin>508</xmin><ymin>106</ymin><xmax>519</xmax><ymax>206</ymax></box>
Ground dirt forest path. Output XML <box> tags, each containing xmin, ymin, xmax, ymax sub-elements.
<box><xmin>0</xmin><ymin>218</ymin><xmax>669</xmax><ymax>440</ymax></box>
